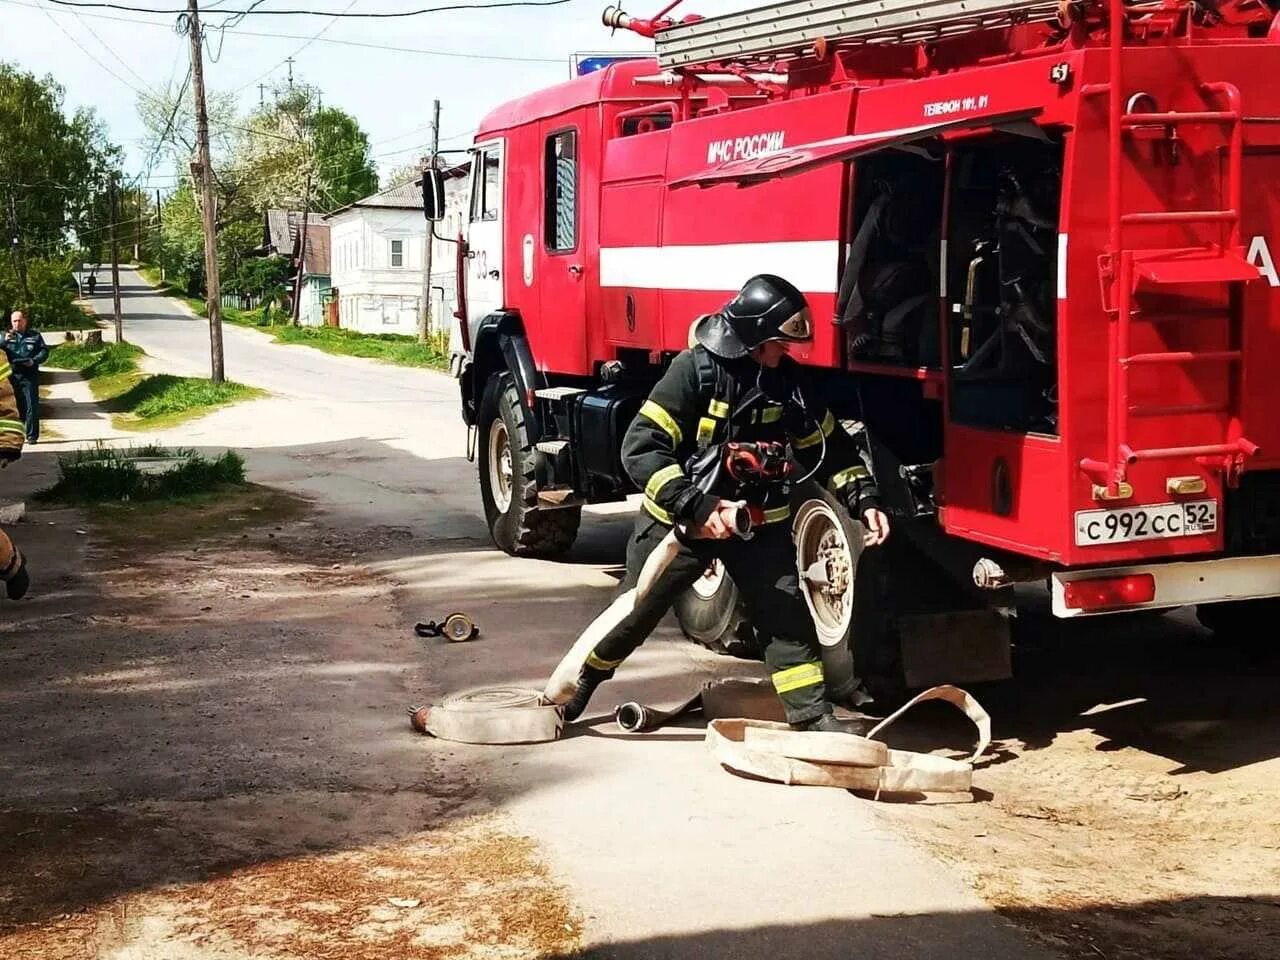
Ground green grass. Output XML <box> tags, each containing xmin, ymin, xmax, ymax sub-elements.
<box><xmin>270</xmin><ymin>325</ymin><xmax>449</xmax><ymax>368</ymax></box>
<box><xmin>45</xmin><ymin>339</ymin><xmax>262</xmax><ymax>430</ymax></box>
<box><xmin>108</xmin><ymin>375</ymin><xmax>262</xmax><ymax>429</ymax></box>
<box><xmin>36</xmin><ymin>442</ymin><xmax>247</xmax><ymax>505</ymax></box>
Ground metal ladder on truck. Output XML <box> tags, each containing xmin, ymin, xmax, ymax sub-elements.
<box><xmin>653</xmin><ymin>0</ymin><xmax>1063</xmax><ymax>69</ymax></box>
<box><xmin>1079</xmin><ymin>0</ymin><xmax>1261</xmax><ymax>500</ymax></box>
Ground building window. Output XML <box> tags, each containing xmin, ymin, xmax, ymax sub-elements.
<box><xmin>391</xmin><ymin>239</ymin><xmax>404</xmax><ymax>267</ymax></box>
<box><xmin>544</xmin><ymin>129</ymin><xmax>577</xmax><ymax>253</ymax></box>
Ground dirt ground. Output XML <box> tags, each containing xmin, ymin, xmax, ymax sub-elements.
<box><xmin>4</xmin><ymin>486</ymin><xmax>1280</xmax><ymax>959</ymax></box>
<box><xmin>871</xmin><ymin>603</ymin><xmax>1280</xmax><ymax>960</ymax></box>
<box><xmin>0</xmin><ymin>489</ymin><xmax>579</xmax><ymax>960</ymax></box>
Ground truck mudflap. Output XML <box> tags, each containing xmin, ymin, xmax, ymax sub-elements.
<box><xmin>1050</xmin><ymin>554</ymin><xmax>1280</xmax><ymax>617</ymax></box>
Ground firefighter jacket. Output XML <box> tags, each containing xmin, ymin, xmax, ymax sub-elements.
<box><xmin>3</xmin><ymin>328</ymin><xmax>48</xmax><ymax>379</ymax></box>
<box><xmin>621</xmin><ymin>345</ymin><xmax>881</xmax><ymax>530</ymax></box>
<box><xmin>0</xmin><ymin>356</ymin><xmax>25</xmax><ymax>462</ymax></box>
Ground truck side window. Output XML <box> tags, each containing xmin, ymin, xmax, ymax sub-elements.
<box><xmin>544</xmin><ymin>129</ymin><xmax>577</xmax><ymax>252</ymax></box>
<box><xmin>469</xmin><ymin>148</ymin><xmax>501</xmax><ymax>223</ymax></box>
<box><xmin>482</xmin><ymin>152</ymin><xmax>500</xmax><ymax>221</ymax></box>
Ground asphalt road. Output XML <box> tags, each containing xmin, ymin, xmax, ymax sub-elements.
<box><xmin>86</xmin><ymin>267</ymin><xmax>457</xmax><ymax>407</ymax></box>
<box><xmin>56</xmin><ymin>268</ymin><xmax>1058</xmax><ymax>959</ymax></box>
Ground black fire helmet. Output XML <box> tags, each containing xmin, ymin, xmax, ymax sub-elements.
<box><xmin>693</xmin><ymin>274</ymin><xmax>813</xmax><ymax>359</ymax></box>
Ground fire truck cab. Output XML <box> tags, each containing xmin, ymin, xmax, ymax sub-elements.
<box><xmin>425</xmin><ymin>0</ymin><xmax>1280</xmax><ymax>693</ymax></box>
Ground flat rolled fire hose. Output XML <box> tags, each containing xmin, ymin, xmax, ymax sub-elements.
<box><xmin>412</xmin><ymin>529</ymin><xmax>685</xmax><ymax>744</ymax></box>
<box><xmin>704</xmin><ymin>684</ymin><xmax>992</xmax><ymax>796</ymax></box>
<box><xmin>410</xmin><ymin>686</ymin><xmax>562</xmax><ymax>744</ymax></box>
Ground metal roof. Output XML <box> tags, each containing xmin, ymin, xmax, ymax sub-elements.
<box><xmin>324</xmin><ymin>179</ymin><xmax>424</xmax><ymax>219</ymax></box>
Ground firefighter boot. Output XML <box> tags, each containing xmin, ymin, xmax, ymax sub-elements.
<box><xmin>795</xmin><ymin>712</ymin><xmax>876</xmax><ymax>737</ymax></box>
<box><xmin>5</xmin><ymin>557</ymin><xmax>27</xmax><ymax>601</ymax></box>
<box><xmin>562</xmin><ymin>664</ymin><xmax>614</xmax><ymax>723</ymax></box>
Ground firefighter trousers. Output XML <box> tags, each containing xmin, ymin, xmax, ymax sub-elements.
<box><xmin>588</xmin><ymin>512</ymin><xmax>832</xmax><ymax>724</ymax></box>
<box><xmin>12</xmin><ymin>374</ymin><xmax>38</xmax><ymax>442</ymax></box>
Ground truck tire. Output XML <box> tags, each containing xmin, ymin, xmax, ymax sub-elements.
<box><xmin>1195</xmin><ymin>598</ymin><xmax>1280</xmax><ymax>643</ymax></box>
<box><xmin>792</xmin><ymin>484</ymin><xmax>906</xmax><ymax>708</ymax></box>
<box><xmin>672</xmin><ymin>560</ymin><xmax>764</xmax><ymax>660</ymax></box>
<box><xmin>478</xmin><ymin>374</ymin><xmax>580</xmax><ymax>557</ymax></box>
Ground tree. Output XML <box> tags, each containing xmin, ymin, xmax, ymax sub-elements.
<box><xmin>139</xmin><ymin>77</ymin><xmax>377</xmax><ymax>302</ymax></box>
<box><xmin>225</xmin><ymin>83</ymin><xmax>377</xmax><ymax>212</ymax></box>
<box><xmin>311</xmin><ymin>105</ymin><xmax>377</xmax><ymax>208</ymax></box>
<box><xmin>384</xmin><ymin>158</ymin><xmax>427</xmax><ymax>190</ymax></box>
<box><xmin>0</xmin><ymin>61</ymin><xmax>119</xmax><ymax>325</ymax></box>
<box><xmin>0</xmin><ymin>62</ymin><xmax>118</xmax><ymax>249</ymax></box>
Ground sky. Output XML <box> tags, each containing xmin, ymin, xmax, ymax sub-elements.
<box><xmin>0</xmin><ymin>0</ymin><xmax>749</xmax><ymax>199</ymax></box>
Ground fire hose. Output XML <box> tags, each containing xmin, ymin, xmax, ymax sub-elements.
<box><xmin>407</xmin><ymin>441</ymin><xmax>993</xmax><ymax>796</ymax></box>
<box><xmin>410</xmin><ymin>501</ymin><xmax>751</xmax><ymax>744</ymax></box>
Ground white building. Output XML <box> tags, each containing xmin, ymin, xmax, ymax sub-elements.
<box><xmin>324</xmin><ymin>181</ymin><xmax>428</xmax><ymax>336</ymax></box>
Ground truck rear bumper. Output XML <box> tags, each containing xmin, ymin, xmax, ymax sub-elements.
<box><xmin>1050</xmin><ymin>554</ymin><xmax>1280</xmax><ymax>617</ymax></box>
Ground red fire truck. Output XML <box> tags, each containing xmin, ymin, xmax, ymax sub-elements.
<box><xmin>424</xmin><ymin>0</ymin><xmax>1280</xmax><ymax>692</ymax></box>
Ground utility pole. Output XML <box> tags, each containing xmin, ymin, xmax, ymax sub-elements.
<box><xmin>156</xmin><ymin>189</ymin><xmax>165</xmax><ymax>283</ymax></box>
<box><xmin>134</xmin><ymin>187</ymin><xmax>143</xmax><ymax>262</ymax></box>
<box><xmin>186</xmin><ymin>0</ymin><xmax>225</xmax><ymax>383</ymax></box>
<box><xmin>291</xmin><ymin>167</ymin><xmax>314</xmax><ymax>326</ymax></box>
<box><xmin>418</xmin><ymin>98</ymin><xmax>440</xmax><ymax>344</ymax></box>
<box><xmin>258</xmin><ymin>82</ymin><xmax>266</xmax><ymax>107</ymax></box>
<box><xmin>285</xmin><ymin>56</ymin><xmax>295</xmax><ymax>88</ymax></box>
<box><xmin>109</xmin><ymin>174</ymin><xmax>123</xmax><ymax>342</ymax></box>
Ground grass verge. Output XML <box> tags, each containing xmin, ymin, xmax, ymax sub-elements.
<box><xmin>36</xmin><ymin>442</ymin><xmax>247</xmax><ymax>505</ymax></box>
<box><xmin>45</xmin><ymin>340</ymin><xmax>263</xmax><ymax>430</ymax></box>
<box><xmin>271</xmin><ymin>325</ymin><xmax>449</xmax><ymax>368</ymax></box>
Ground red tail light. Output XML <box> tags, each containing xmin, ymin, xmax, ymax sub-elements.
<box><xmin>1063</xmin><ymin>574</ymin><xmax>1156</xmax><ymax>611</ymax></box>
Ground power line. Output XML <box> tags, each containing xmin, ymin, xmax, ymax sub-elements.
<box><xmin>68</xmin><ymin>7</ymin><xmax>156</xmax><ymax>90</ymax></box>
<box><xmin>32</xmin><ymin>0</ymin><xmax>157</xmax><ymax>101</ymax></box>
<box><xmin>44</xmin><ymin>0</ymin><xmax>576</xmax><ymax>16</ymax></box>
<box><xmin>0</xmin><ymin>0</ymin><xmax>571</xmax><ymax>62</ymax></box>
<box><xmin>229</xmin><ymin>0</ymin><xmax>356</xmax><ymax>93</ymax></box>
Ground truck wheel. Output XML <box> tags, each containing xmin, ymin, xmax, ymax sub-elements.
<box><xmin>478</xmin><ymin>375</ymin><xmax>580</xmax><ymax>557</ymax></box>
<box><xmin>792</xmin><ymin>484</ymin><xmax>905</xmax><ymax>708</ymax></box>
<box><xmin>1195</xmin><ymin>598</ymin><xmax>1280</xmax><ymax>644</ymax></box>
<box><xmin>672</xmin><ymin>560</ymin><xmax>763</xmax><ymax>660</ymax></box>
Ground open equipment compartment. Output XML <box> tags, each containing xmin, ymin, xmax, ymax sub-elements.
<box><xmin>946</xmin><ymin>131</ymin><xmax>1064</xmax><ymax>437</ymax></box>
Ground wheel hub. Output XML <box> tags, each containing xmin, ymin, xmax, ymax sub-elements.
<box><xmin>488</xmin><ymin>419</ymin><xmax>513</xmax><ymax>512</ymax></box>
<box><xmin>794</xmin><ymin>498</ymin><xmax>856</xmax><ymax>646</ymax></box>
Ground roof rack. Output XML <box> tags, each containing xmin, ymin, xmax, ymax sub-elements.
<box><xmin>654</xmin><ymin>0</ymin><xmax>1064</xmax><ymax>69</ymax></box>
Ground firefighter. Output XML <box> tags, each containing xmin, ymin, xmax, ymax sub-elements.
<box><xmin>563</xmin><ymin>274</ymin><xmax>890</xmax><ymax>733</ymax></box>
<box><xmin>3</xmin><ymin>311</ymin><xmax>48</xmax><ymax>444</ymax></box>
<box><xmin>0</xmin><ymin>348</ymin><xmax>29</xmax><ymax>600</ymax></box>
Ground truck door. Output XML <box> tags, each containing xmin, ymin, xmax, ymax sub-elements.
<box><xmin>537</xmin><ymin>123</ymin><xmax>589</xmax><ymax>372</ymax></box>
<box><xmin>467</xmin><ymin>140</ymin><xmax>504</xmax><ymax>327</ymax></box>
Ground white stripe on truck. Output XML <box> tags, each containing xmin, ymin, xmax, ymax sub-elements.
<box><xmin>599</xmin><ymin>241</ymin><xmax>841</xmax><ymax>293</ymax></box>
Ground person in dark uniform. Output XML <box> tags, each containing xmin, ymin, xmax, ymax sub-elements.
<box><xmin>3</xmin><ymin>311</ymin><xmax>49</xmax><ymax>443</ymax></box>
<box><xmin>563</xmin><ymin>274</ymin><xmax>890</xmax><ymax>733</ymax></box>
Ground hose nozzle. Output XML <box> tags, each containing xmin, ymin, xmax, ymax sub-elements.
<box><xmin>602</xmin><ymin>4</ymin><xmax>633</xmax><ymax>29</ymax></box>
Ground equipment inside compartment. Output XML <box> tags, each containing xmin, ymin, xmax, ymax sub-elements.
<box><xmin>842</xmin><ymin>132</ymin><xmax>1063</xmax><ymax>437</ymax></box>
